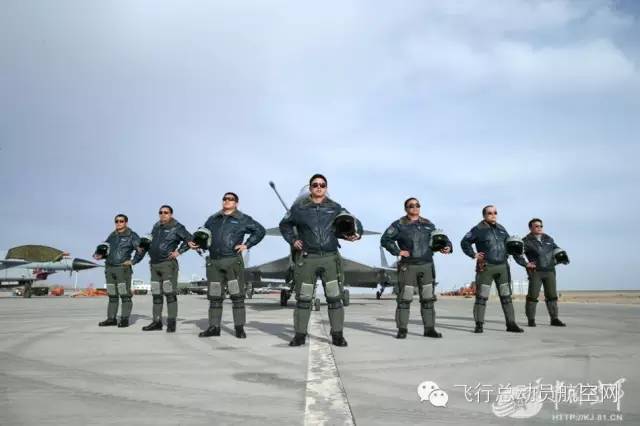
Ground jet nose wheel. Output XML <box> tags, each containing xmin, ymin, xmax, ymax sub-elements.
<box><xmin>376</xmin><ymin>291</ymin><xmax>381</xmax><ymax>300</ymax></box>
<box><xmin>246</xmin><ymin>283</ymin><xmax>254</xmax><ymax>299</ymax></box>
<box><xmin>342</xmin><ymin>289</ymin><xmax>350</xmax><ymax>306</ymax></box>
<box><xmin>314</xmin><ymin>297</ymin><xmax>321</xmax><ymax>311</ymax></box>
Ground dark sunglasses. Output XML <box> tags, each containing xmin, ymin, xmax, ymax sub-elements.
<box><xmin>114</xmin><ymin>219</ymin><xmax>126</xmax><ymax>223</ymax></box>
<box><xmin>311</xmin><ymin>182</ymin><xmax>327</xmax><ymax>189</ymax></box>
<box><xmin>406</xmin><ymin>203</ymin><xmax>421</xmax><ymax>209</ymax></box>
<box><xmin>222</xmin><ymin>196</ymin><xmax>237</xmax><ymax>202</ymax></box>
<box><xmin>486</xmin><ymin>211</ymin><xmax>498</xmax><ymax>215</ymax></box>
<box><xmin>533</xmin><ymin>224</ymin><xmax>543</xmax><ymax>228</ymax></box>
<box><xmin>158</xmin><ymin>210</ymin><xmax>171</xmax><ymax>215</ymax></box>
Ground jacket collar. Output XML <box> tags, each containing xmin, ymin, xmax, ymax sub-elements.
<box><xmin>157</xmin><ymin>218</ymin><xmax>177</xmax><ymax>228</ymax></box>
<box><xmin>525</xmin><ymin>232</ymin><xmax>548</xmax><ymax>241</ymax></box>
<box><xmin>111</xmin><ymin>228</ymin><xmax>131</xmax><ymax>237</ymax></box>
<box><xmin>213</xmin><ymin>209</ymin><xmax>243</xmax><ymax>219</ymax></box>
<box><xmin>478</xmin><ymin>221</ymin><xmax>500</xmax><ymax>229</ymax></box>
<box><xmin>399</xmin><ymin>215</ymin><xmax>431</xmax><ymax>225</ymax></box>
<box><xmin>300</xmin><ymin>196</ymin><xmax>335</xmax><ymax>207</ymax></box>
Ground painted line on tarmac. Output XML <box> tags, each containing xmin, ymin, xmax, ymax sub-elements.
<box><xmin>304</xmin><ymin>312</ymin><xmax>355</xmax><ymax>425</ymax></box>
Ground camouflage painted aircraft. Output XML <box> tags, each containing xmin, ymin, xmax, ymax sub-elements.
<box><xmin>0</xmin><ymin>245</ymin><xmax>100</xmax><ymax>297</ymax></box>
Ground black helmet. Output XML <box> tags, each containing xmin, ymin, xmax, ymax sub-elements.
<box><xmin>506</xmin><ymin>235</ymin><xmax>524</xmax><ymax>256</ymax></box>
<box><xmin>193</xmin><ymin>227</ymin><xmax>212</xmax><ymax>249</ymax></box>
<box><xmin>333</xmin><ymin>213</ymin><xmax>359</xmax><ymax>239</ymax></box>
<box><xmin>553</xmin><ymin>248</ymin><xmax>570</xmax><ymax>265</ymax></box>
<box><xmin>430</xmin><ymin>229</ymin><xmax>451</xmax><ymax>252</ymax></box>
<box><xmin>139</xmin><ymin>234</ymin><xmax>152</xmax><ymax>251</ymax></box>
<box><xmin>94</xmin><ymin>242</ymin><xmax>110</xmax><ymax>258</ymax></box>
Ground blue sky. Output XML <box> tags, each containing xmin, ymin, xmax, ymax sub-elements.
<box><xmin>1</xmin><ymin>1</ymin><xmax>638</xmax><ymax>290</ymax></box>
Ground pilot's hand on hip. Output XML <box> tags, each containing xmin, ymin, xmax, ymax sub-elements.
<box><xmin>168</xmin><ymin>251</ymin><xmax>180</xmax><ymax>260</ymax></box>
<box><xmin>293</xmin><ymin>240</ymin><xmax>304</xmax><ymax>250</ymax></box>
<box><xmin>399</xmin><ymin>250</ymin><xmax>410</xmax><ymax>258</ymax></box>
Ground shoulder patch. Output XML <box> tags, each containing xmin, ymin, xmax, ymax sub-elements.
<box><xmin>386</xmin><ymin>226</ymin><xmax>395</xmax><ymax>235</ymax></box>
<box><xmin>464</xmin><ymin>231</ymin><xmax>473</xmax><ymax>239</ymax></box>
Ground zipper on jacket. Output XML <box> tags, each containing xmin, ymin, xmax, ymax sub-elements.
<box><xmin>315</xmin><ymin>204</ymin><xmax>324</xmax><ymax>256</ymax></box>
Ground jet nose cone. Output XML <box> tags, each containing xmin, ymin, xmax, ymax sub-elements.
<box><xmin>72</xmin><ymin>258</ymin><xmax>101</xmax><ymax>271</ymax></box>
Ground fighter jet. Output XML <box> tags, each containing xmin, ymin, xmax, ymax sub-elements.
<box><xmin>243</xmin><ymin>182</ymin><xmax>397</xmax><ymax>310</ymax></box>
<box><xmin>0</xmin><ymin>245</ymin><xmax>100</xmax><ymax>297</ymax></box>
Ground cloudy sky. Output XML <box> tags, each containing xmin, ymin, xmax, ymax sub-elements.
<box><xmin>1</xmin><ymin>0</ymin><xmax>638</xmax><ymax>290</ymax></box>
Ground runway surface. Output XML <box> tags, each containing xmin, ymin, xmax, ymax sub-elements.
<box><xmin>1</xmin><ymin>294</ymin><xmax>638</xmax><ymax>425</ymax></box>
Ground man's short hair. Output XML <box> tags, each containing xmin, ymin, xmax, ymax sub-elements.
<box><xmin>224</xmin><ymin>192</ymin><xmax>239</xmax><ymax>202</ymax></box>
<box><xmin>404</xmin><ymin>197</ymin><xmax>418</xmax><ymax>208</ymax></box>
<box><xmin>160</xmin><ymin>204</ymin><xmax>173</xmax><ymax>214</ymax></box>
<box><xmin>528</xmin><ymin>218</ymin><xmax>543</xmax><ymax>229</ymax></box>
<box><xmin>309</xmin><ymin>173</ymin><xmax>327</xmax><ymax>186</ymax></box>
<box><xmin>114</xmin><ymin>214</ymin><xmax>128</xmax><ymax>222</ymax></box>
<box><xmin>482</xmin><ymin>205</ymin><xmax>496</xmax><ymax>215</ymax></box>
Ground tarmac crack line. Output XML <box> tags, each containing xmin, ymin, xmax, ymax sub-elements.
<box><xmin>304</xmin><ymin>312</ymin><xmax>355</xmax><ymax>426</ymax></box>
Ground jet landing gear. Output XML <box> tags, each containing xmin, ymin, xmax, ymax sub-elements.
<box><xmin>246</xmin><ymin>283</ymin><xmax>254</xmax><ymax>299</ymax></box>
<box><xmin>376</xmin><ymin>282</ymin><xmax>389</xmax><ymax>300</ymax></box>
<box><xmin>280</xmin><ymin>289</ymin><xmax>291</xmax><ymax>306</ymax></box>
<box><xmin>343</xmin><ymin>288</ymin><xmax>350</xmax><ymax>306</ymax></box>
<box><xmin>21</xmin><ymin>281</ymin><xmax>33</xmax><ymax>299</ymax></box>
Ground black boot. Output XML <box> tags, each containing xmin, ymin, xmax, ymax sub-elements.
<box><xmin>550</xmin><ymin>318</ymin><xmax>566</xmax><ymax>327</ymax></box>
<box><xmin>99</xmin><ymin>318</ymin><xmax>117</xmax><ymax>327</ymax></box>
<box><xmin>474</xmin><ymin>322</ymin><xmax>484</xmax><ymax>334</ymax></box>
<box><xmin>396</xmin><ymin>328</ymin><xmax>407</xmax><ymax>339</ymax></box>
<box><xmin>528</xmin><ymin>319</ymin><xmax>536</xmax><ymax>327</ymax></box>
<box><xmin>199</xmin><ymin>326</ymin><xmax>221</xmax><ymax>337</ymax></box>
<box><xmin>235</xmin><ymin>326</ymin><xmax>247</xmax><ymax>339</ymax></box>
<box><xmin>166</xmin><ymin>319</ymin><xmax>176</xmax><ymax>333</ymax></box>
<box><xmin>289</xmin><ymin>333</ymin><xmax>307</xmax><ymax>346</ymax></box>
<box><xmin>424</xmin><ymin>327</ymin><xmax>442</xmax><ymax>338</ymax></box>
<box><xmin>117</xmin><ymin>318</ymin><xmax>129</xmax><ymax>328</ymax></box>
<box><xmin>331</xmin><ymin>331</ymin><xmax>348</xmax><ymax>347</ymax></box>
<box><xmin>506</xmin><ymin>322</ymin><xmax>524</xmax><ymax>333</ymax></box>
<box><xmin>142</xmin><ymin>320</ymin><xmax>162</xmax><ymax>331</ymax></box>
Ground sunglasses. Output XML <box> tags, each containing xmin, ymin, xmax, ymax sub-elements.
<box><xmin>114</xmin><ymin>219</ymin><xmax>126</xmax><ymax>223</ymax></box>
<box><xmin>486</xmin><ymin>211</ymin><xmax>498</xmax><ymax>215</ymax></box>
<box><xmin>311</xmin><ymin>182</ymin><xmax>326</xmax><ymax>189</ymax></box>
<box><xmin>222</xmin><ymin>196</ymin><xmax>237</xmax><ymax>202</ymax></box>
<box><xmin>406</xmin><ymin>203</ymin><xmax>420</xmax><ymax>209</ymax></box>
<box><xmin>158</xmin><ymin>211</ymin><xmax>171</xmax><ymax>215</ymax></box>
<box><xmin>533</xmin><ymin>224</ymin><xmax>543</xmax><ymax>228</ymax></box>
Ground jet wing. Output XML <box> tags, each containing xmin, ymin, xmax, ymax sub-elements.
<box><xmin>246</xmin><ymin>256</ymin><xmax>291</xmax><ymax>280</ymax></box>
<box><xmin>0</xmin><ymin>259</ymin><xmax>30</xmax><ymax>270</ymax></box>
<box><xmin>342</xmin><ymin>257</ymin><xmax>397</xmax><ymax>288</ymax></box>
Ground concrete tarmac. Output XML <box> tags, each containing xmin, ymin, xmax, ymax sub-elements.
<box><xmin>0</xmin><ymin>294</ymin><xmax>638</xmax><ymax>425</ymax></box>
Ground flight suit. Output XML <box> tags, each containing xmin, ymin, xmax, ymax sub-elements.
<box><xmin>279</xmin><ymin>196</ymin><xmax>362</xmax><ymax>344</ymax></box>
<box><xmin>381</xmin><ymin>216</ymin><xmax>451</xmax><ymax>335</ymax></box>
<box><xmin>202</xmin><ymin>209</ymin><xmax>265</xmax><ymax>330</ymax></box>
<box><xmin>523</xmin><ymin>233</ymin><xmax>561</xmax><ymax>322</ymax></box>
<box><xmin>134</xmin><ymin>219</ymin><xmax>192</xmax><ymax>328</ymax></box>
<box><xmin>101</xmin><ymin>228</ymin><xmax>141</xmax><ymax>324</ymax></box>
<box><xmin>461</xmin><ymin>221</ymin><xmax>527</xmax><ymax>327</ymax></box>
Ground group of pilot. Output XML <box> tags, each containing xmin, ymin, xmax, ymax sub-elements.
<box><xmin>94</xmin><ymin>173</ymin><xmax>569</xmax><ymax>346</ymax></box>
